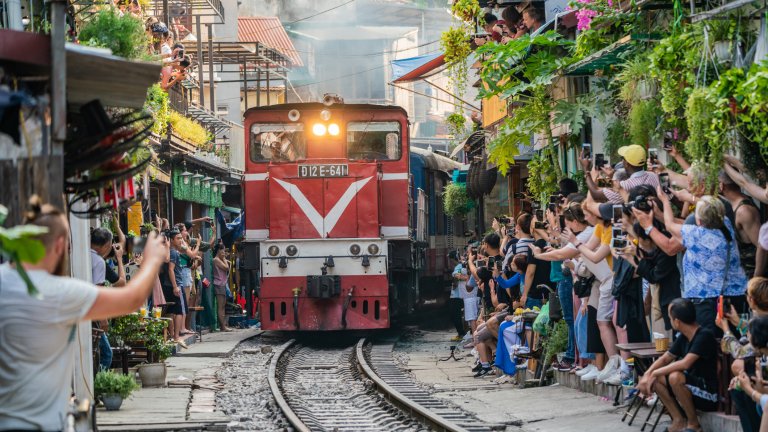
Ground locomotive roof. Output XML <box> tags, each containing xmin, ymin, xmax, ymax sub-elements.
<box><xmin>410</xmin><ymin>147</ymin><xmax>462</xmax><ymax>174</ymax></box>
<box><xmin>244</xmin><ymin>102</ymin><xmax>408</xmax><ymax>117</ymax></box>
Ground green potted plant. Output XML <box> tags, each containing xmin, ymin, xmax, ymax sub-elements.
<box><xmin>77</xmin><ymin>8</ymin><xmax>150</xmax><ymax>60</ymax></box>
<box><xmin>706</xmin><ymin>21</ymin><xmax>734</xmax><ymax>64</ymax></box>
<box><xmin>613</xmin><ymin>56</ymin><xmax>655</xmax><ymax>103</ymax></box>
<box><xmin>108</xmin><ymin>313</ymin><xmax>142</xmax><ymax>348</ymax></box>
<box><xmin>136</xmin><ymin>319</ymin><xmax>174</xmax><ymax>387</ymax></box>
<box><xmin>443</xmin><ymin>182</ymin><xmax>474</xmax><ymax>216</ymax></box>
<box><xmin>94</xmin><ymin>370</ymin><xmax>139</xmax><ymax>411</ymax></box>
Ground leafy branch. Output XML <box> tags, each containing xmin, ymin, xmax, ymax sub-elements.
<box><xmin>0</xmin><ymin>205</ymin><xmax>47</xmax><ymax>297</ymax></box>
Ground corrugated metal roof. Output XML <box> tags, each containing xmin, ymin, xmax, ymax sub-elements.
<box><xmin>238</xmin><ymin>17</ymin><xmax>303</xmax><ymax>67</ymax></box>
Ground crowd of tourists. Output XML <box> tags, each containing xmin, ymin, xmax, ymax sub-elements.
<box><xmin>449</xmin><ymin>144</ymin><xmax>768</xmax><ymax>432</ymax></box>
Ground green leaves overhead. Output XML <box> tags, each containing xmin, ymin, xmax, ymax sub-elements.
<box><xmin>477</xmin><ymin>31</ymin><xmax>575</xmax><ymax>101</ymax></box>
<box><xmin>553</xmin><ymin>93</ymin><xmax>611</xmax><ymax>137</ymax></box>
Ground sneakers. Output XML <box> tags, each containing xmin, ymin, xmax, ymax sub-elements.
<box><xmin>474</xmin><ymin>366</ymin><xmax>493</xmax><ymax>378</ymax></box>
<box><xmin>492</xmin><ymin>374</ymin><xmax>515</xmax><ymax>384</ymax></box>
<box><xmin>553</xmin><ymin>360</ymin><xmax>574</xmax><ymax>372</ymax></box>
<box><xmin>597</xmin><ymin>355</ymin><xmax>620</xmax><ymax>382</ymax></box>
<box><xmin>471</xmin><ymin>362</ymin><xmax>483</xmax><ymax>373</ymax></box>
<box><xmin>580</xmin><ymin>366</ymin><xmax>601</xmax><ymax>381</ymax></box>
<box><xmin>604</xmin><ymin>369</ymin><xmax>628</xmax><ymax>386</ymax></box>
<box><xmin>575</xmin><ymin>364</ymin><xmax>597</xmax><ymax>377</ymax></box>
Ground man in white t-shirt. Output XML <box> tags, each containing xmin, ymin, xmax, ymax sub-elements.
<box><xmin>0</xmin><ymin>203</ymin><xmax>168</xmax><ymax>431</ymax></box>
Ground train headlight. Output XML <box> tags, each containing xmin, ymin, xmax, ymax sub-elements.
<box><xmin>286</xmin><ymin>245</ymin><xmax>298</xmax><ymax>256</ymax></box>
<box><xmin>312</xmin><ymin>123</ymin><xmax>327</xmax><ymax>136</ymax></box>
<box><xmin>368</xmin><ymin>244</ymin><xmax>380</xmax><ymax>255</ymax></box>
<box><xmin>267</xmin><ymin>245</ymin><xmax>280</xmax><ymax>257</ymax></box>
<box><xmin>328</xmin><ymin>123</ymin><xmax>340</xmax><ymax>136</ymax></box>
<box><xmin>320</xmin><ymin>109</ymin><xmax>331</xmax><ymax>121</ymax></box>
<box><xmin>350</xmin><ymin>244</ymin><xmax>361</xmax><ymax>255</ymax></box>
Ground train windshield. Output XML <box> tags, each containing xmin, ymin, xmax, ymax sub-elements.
<box><xmin>347</xmin><ymin>122</ymin><xmax>401</xmax><ymax>161</ymax></box>
<box><xmin>250</xmin><ymin>124</ymin><xmax>306</xmax><ymax>163</ymax></box>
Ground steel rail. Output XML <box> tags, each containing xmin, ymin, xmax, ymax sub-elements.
<box><xmin>266</xmin><ymin>339</ymin><xmax>311</xmax><ymax>432</ymax></box>
<box><xmin>355</xmin><ymin>338</ymin><xmax>471</xmax><ymax>432</ymax></box>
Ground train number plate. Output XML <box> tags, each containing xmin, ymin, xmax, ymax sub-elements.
<box><xmin>298</xmin><ymin>164</ymin><xmax>349</xmax><ymax>178</ymax></box>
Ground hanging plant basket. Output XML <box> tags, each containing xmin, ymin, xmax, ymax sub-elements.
<box><xmin>713</xmin><ymin>41</ymin><xmax>732</xmax><ymax>64</ymax></box>
<box><xmin>637</xmin><ymin>80</ymin><xmax>658</xmax><ymax>100</ymax></box>
<box><xmin>443</xmin><ymin>182</ymin><xmax>475</xmax><ymax>216</ymax></box>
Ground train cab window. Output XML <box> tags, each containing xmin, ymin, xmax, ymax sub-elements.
<box><xmin>250</xmin><ymin>124</ymin><xmax>306</xmax><ymax>163</ymax></box>
<box><xmin>347</xmin><ymin>122</ymin><xmax>401</xmax><ymax>161</ymax></box>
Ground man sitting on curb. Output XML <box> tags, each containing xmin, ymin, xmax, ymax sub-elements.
<box><xmin>637</xmin><ymin>298</ymin><xmax>719</xmax><ymax>432</ymax></box>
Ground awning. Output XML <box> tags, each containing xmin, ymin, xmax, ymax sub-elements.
<box><xmin>391</xmin><ymin>53</ymin><xmax>447</xmax><ymax>84</ymax></box>
<box><xmin>565</xmin><ymin>34</ymin><xmax>638</xmax><ymax>76</ymax></box>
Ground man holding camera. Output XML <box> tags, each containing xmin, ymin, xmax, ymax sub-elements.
<box><xmin>90</xmin><ymin>227</ymin><xmax>121</xmax><ymax>372</ymax></box>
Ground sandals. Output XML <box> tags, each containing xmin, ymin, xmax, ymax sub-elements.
<box><xmin>176</xmin><ymin>340</ymin><xmax>189</xmax><ymax>349</ymax></box>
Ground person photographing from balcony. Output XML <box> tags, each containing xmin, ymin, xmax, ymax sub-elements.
<box><xmin>0</xmin><ymin>197</ymin><xmax>169</xmax><ymax>431</ymax></box>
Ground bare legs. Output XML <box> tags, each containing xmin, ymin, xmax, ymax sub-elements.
<box><xmin>653</xmin><ymin>371</ymin><xmax>701</xmax><ymax>432</ymax></box>
<box><xmin>597</xmin><ymin>320</ymin><xmax>619</xmax><ymax>358</ymax></box>
<box><xmin>216</xmin><ymin>294</ymin><xmax>230</xmax><ymax>331</ymax></box>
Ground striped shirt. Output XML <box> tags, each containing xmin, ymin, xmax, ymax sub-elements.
<box><xmin>619</xmin><ymin>170</ymin><xmax>659</xmax><ymax>193</ymax></box>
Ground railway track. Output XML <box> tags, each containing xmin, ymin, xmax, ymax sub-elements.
<box><xmin>268</xmin><ymin>338</ymin><xmax>493</xmax><ymax>432</ymax></box>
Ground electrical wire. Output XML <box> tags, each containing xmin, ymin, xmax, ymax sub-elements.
<box><xmin>291</xmin><ymin>47</ymin><xmax>441</xmax><ymax>89</ymax></box>
<box><xmin>254</xmin><ymin>0</ymin><xmax>357</xmax><ymax>33</ymax></box>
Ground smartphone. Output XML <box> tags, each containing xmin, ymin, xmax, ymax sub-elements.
<box><xmin>559</xmin><ymin>215</ymin><xmax>566</xmax><ymax>229</ymax></box>
<box><xmin>548</xmin><ymin>203</ymin><xmax>557</xmax><ymax>213</ymax></box>
<box><xmin>535</xmin><ymin>209</ymin><xmax>544</xmax><ymax>221</ymax></box>
<box><xmin>717</xmin><ymin>295</ymin><xmax>725</xmax><ymax>320</ymax></box>
<box><xmin>612</xmin><ymin>204</ymin><xmax>623</xmax><ymax>224</ymax></box>
<box><xmin>660</xmin><ymin>172</ymin><xmax>671</xmax><ymax>192</ymax></box>
<box><xmin>612</xmin><ymin>226</ymin><xmax>623</xmax><ymax>239</ymax></box>
<box><xmin>549</xmin><ymin>195</ymin><xmax>559</xmax><ymax>204</ymax></box>
<box><xmin>582</xmin><ymin>143</ymin><xmax>592</xmax><ymax>159</ymax></box>
<box><xmin>595</xmin><ymin>153</ymin><xmax>605</xmax><ymax>169</ymax></box>
<box><xmin>133</xmin><ymin>237</ymin><xmax>146</xmax><ymax>255</ymax></box>
<box><xmin>534</xmin><ymin>221</ymin><xmax>547</xmax><ymax>229</ymax></box>
<box><xmin>611</xmin><ymin>237</ymin><xmax>628</xmax><ymax>249</ymax></box>
<box><xmin>649</xmin><ymin>148</ymin><xmax>659</xmax><ymax>165</ymax></box>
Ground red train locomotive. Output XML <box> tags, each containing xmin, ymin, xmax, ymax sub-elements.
<box><xmin>241</xmin><ymin>99</ymin><xmax>417</xmax><ymax>331</ymax></box>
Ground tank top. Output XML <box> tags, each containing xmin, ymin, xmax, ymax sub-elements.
<box><xmin>735</xmin><ymin>198</ymin><xmax>758</xmax><ymax>278</ymax></box>
<box><xmin>214</xmin><ymin>262</ymin><xmax>229</xmax><ymax>286</ymax></box>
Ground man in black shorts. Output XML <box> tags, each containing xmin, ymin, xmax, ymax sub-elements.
<box><xmin>637</xmin><ymin>298</ymin><xmax>719</xmax><ymax>432</ymax></box>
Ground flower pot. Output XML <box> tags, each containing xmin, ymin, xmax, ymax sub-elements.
<box><xmin>714</xmin><ymin>41</ymin><xmax>732</xmax><ymax>63</ymax></box>
<box><xmin>137</xmin><ymin>362</ymin><xmax>167</xmax><ymax>388</ymax></box>
<box><xmin>637</xmin><ymin>80</ymin><xmax>657</xmax><ymax>100</ymax></box>
<box><xmin>102</xmin><ymin>394</ymin><xmax>123</xmax><ymax>411</ymax></box>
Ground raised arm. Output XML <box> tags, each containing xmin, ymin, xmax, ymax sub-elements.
<box><xmin>724</xmin><ymin>162</ymin><xmax>768</xmax><ymax>204</ymax></box>
<box><xmin>84</xmin><ymin>233</ymin><xmax>168</xmax><ymax>320</ymax></box>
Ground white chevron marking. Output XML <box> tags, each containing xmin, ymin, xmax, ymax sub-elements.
<box><xmin>272</xmin><ymin>176</ymin><xmax>373</xmax><ymax>238</ymax></box>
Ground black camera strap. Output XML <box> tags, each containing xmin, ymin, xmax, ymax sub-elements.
<box><xmin>720</xmin><ymin>225</ymin><xmax>732</xmax><ymax>297</ymax></box>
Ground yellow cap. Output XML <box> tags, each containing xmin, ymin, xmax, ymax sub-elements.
<box><xmin>618</xmin><ymin>145</ymin><xmax>646</xmax><ymax>166</ymax></box>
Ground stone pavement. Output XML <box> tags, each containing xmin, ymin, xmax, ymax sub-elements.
<box><xmin>97</xmin><ymin>328</ymin><xmax>261</xmax><ymax>432</ymax></box>
<box><xmin>395</xmin><ymin>328</ymin><xmax>665</xmax><ymax>432</ymax></box>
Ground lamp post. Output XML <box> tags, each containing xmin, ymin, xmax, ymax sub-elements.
<box><xmin>180</xmin><ymin>169</ymin><xmax>193</xmax><ymax>185</ymax></box>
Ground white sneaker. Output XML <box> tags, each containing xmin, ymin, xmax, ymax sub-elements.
<box><xmin>575</xmin><ymin>364</ymin><xmax>596</xmax><ymax>377</ymax></box>
<box><xmin>604</xmin><ymin>369</ymin><xmax>625</xmax><ymax>386</ymax></box>
<box><xmin>597</xmin><ymin>355</ymin><xmax>620</xmax><ymax>382</ymax></box>
<box><xmin>581</xmin><ymin>366</ymin><xmax>600</xmax><ymax>381</ymax></box>
<box><xmin>645</xmin><ymin>394</ymin><xmax>658</xmax><ymax>406</ymax></box>
<box><xmin>492</xmin><ymin>374</ymin><xmax>514</xmax><ymax>384</ymax></box>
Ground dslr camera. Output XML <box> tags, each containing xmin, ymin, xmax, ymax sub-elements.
<box><xmin>626</xmin><ymin>195</ymin><xmax>653</xmax><ymax>213</ymax></box>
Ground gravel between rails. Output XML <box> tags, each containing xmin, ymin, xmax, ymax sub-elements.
<box><xmin>216</xmin><ymin>334</ymin><xmax>290</xmax><ymax>431</ymax></box>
